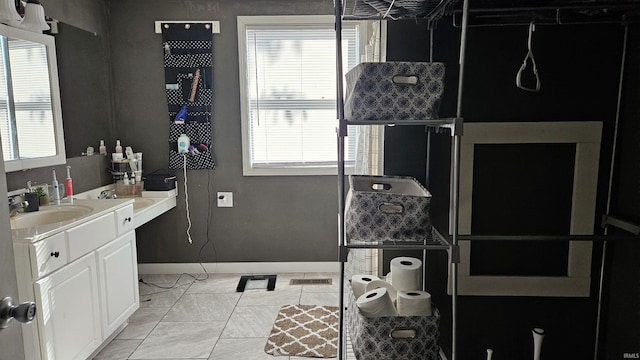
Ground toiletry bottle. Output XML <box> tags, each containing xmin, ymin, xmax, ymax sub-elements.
<box><xmin>123</xmin><ymin>172</ymin><xmax>130</xmax><ymax>185</ymax></box>
<box><xmin>125</xmin><ymin>147</ymin><xmax>138</xmax><ymax>172</ymax></box>
<box><xmin>177</xmin><ymin>134</ymin><xmax>190</xmax><ymax>154</ymax></box>
<box><xmin>52</xmin><ymin>169</ymin><xmax>61</xmax><ymax>205</ymax></box>
<box><xmin>65</xmin><ymin>166</ymin><xmax>73</xmax><ymax>200</ymax></box>
<box><xmin>115</xmin><ymin>140</ymin><xmax>123</xmax><ymax>153</ymax></box>
<box><xmin>99</xmin><ymin>140</ymin><xmax>107</xmax><ymax>155</ymax></box>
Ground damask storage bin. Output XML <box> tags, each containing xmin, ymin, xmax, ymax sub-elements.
<box><xmin>345</xmin><ymin>175</ymin><xmax>432</xmax><ymax>242</ymax></box>
<box><xmin>344</xmin><ymin>62</ymin><xmax>445</xmax><ymax>121</ymax></box>
<box><xmin>347</xmin><ymin>284</ymin><xmax>440</xmax><ymax>360</ymax></box>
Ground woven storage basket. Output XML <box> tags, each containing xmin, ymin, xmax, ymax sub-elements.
<box><xmin>347</xmin><ymin>284</ymin><xmax>440</xmax><ymax>359</ymax></box>
<box><xmin>344</xmin><ymin>62</ymin><xmax>445</xmax><ymax>121</ymax></box>
<box><xmin>345</xmin><ymin>175</ymin><xmax>432</xmax><ymax>242</ymax></box>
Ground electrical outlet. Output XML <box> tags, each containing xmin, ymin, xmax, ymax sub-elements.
<box><xmin>217</xmin><ymin>192</ymin><xmax>233</xmax><ymax>207</ymax></box>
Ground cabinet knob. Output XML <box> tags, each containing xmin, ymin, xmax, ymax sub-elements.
<box><xmin>124</xmin><ymin>217</ymin><xmax>132</xmax><ymax>223</ymax></box>
<box><xmin>50</xmin><ymin>251</ymin><xmax>59</xmax><ymax>258</ymax></box>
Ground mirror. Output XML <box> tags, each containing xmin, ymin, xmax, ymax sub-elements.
<box><xmin>0</xmin><ymin>23</ymin><xmax>65</xmax><ymax>172</ymax></box>
<box><xmin>53</xmin><ymin>22</ymin><xmax>113</xmax><ymax>158</ymax></box>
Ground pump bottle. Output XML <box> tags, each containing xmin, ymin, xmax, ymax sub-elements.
<box><xmin>177</xmin><ymin>134</ymin><xmax>190</xmax><ymax>154</ymax></box>
<box><xmin>99</xmin><ymin>140</ymin><xmax>107</xmax><ymax>155</ymax></box>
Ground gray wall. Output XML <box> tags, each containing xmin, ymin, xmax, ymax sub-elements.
<box><xmin>107</xmin><ymin>0</ymin><xmax>339</xmax><ymax>263</ymax></box>
<box><xmin>40</xmin><ymin>0</ymin><xmax>109</xmax><ymax>35</ymax></box>
<box><xmin>7</xmin><ymin>0</ymin><xmax>339</xmax><ymax>264</ymax></box>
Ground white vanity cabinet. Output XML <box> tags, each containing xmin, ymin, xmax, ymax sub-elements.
<box><xmin>35</xmin><ymin>252</ymin><xmax>102</xmax><ymax>360</ymax></box>
<box><xmin>97</xmin><ymin>231</ymin><xmax>138</xmax><ymax>337</ymax></box>
<box><xmin>13</xmin><ymin>201</ymin><xmax>139</xmax><ymax>360</ymax></box>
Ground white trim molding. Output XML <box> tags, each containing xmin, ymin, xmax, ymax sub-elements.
<box><xmin>138</xmin><ymin>262</ymin><xmax>340</xmax><ymax>275</ymax></box>
<box><xmin>450</xmin><ymin>121</ymin><xmax>602</xmax><ymax>297</ymax></box>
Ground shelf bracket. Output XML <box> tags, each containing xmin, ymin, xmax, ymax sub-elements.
<box><xmin>339</xmin><ymin>245</ymin><xmax>350</xmax><ymax>262</ymax></box>
<box><xmin>449</xmin><ymin>244</ymin><xmax>460</xmax><ymax>264</ymax></box>
<box><xmin>439</xmin><ymin>117</ymin><xmax>464</xmax><ymax>137</ymax></box>
<box><xmin>338</xmin><ymin>119</ymin><xmax>349</xmax><ymax>138</ymax></box>
<box><xmin>435</xmin><ymin>117</ymin><xmax>464</xmax><ymax>136</ymax></box>
<box><xmin>601</xmin><ymin>214</ymin><xmax>640</xmax><ymax>235</ymax></box>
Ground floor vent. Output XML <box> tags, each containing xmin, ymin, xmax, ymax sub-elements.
<box><xmin>289</xmin><ymin>278</ymin><xmax>332</xmax><ymax>285</ymax></box>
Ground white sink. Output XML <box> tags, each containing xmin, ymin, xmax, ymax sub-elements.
<box><xmin>72</xmin><ymin>186</ymin><xmax>177</xmax><ymax>230</ymax></box>
<box><xmin>10</xmin><ymin>205</ymin><xmax>94</xmax><ymax>230</ymax></box>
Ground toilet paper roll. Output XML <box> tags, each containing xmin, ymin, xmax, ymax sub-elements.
<box><xmin>356</xmin><ymin>287</ymin><xmax>397</xmax><ymax>318</ymax></box>
<box><xmin>351</xmin><ymin>274</ymin><xmax>380</xmax><ymax>299</ymax></box>
<box><xmin>396</xmin><ymin>290</ymin><xmax>432</xmax><ymax>316</ymax></box>
<box><xmin>390</xmin><ymin>257</ymin><xmax>423</xmax><ymax>292</ymax></box>
<box><xmin>365</xmin><ymin>280</ymin><xmax>397</xmax><ymax>302</ymax></box>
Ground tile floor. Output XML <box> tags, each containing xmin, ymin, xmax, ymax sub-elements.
<box><xmin>92</xmin><ymin>272</ymin><xmax>344</xmax><ymax>360</ymax></box>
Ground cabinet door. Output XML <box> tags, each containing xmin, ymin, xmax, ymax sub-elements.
<box><xmin>96</xmin><ymin>231</ymin><xmax>139</xmax><ymax>337</ymax></box>
<box><xmin>35</xmin><ymin>252</ymin><xmax>101</xmax><ymax>360</ymax></box>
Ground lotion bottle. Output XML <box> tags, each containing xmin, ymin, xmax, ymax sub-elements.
<box><xmin>177</xmin><ymin>134</ymin><xmax>190</xmax><ymax>154</ymax></box>
<box><xmin>99</xmin><ymin>140</ymin><xmax>107</xmax><ymax>155</ymax></box>
<box><xmin>115</xmin><ymin>140</ymin><xmax>123</xmax><ymax>153</ymax></box>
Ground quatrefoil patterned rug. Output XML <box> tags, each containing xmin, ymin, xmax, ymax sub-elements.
<box><xmin>265</xmin><ymin>304</ymin><xmax>339</xmax><ymax>358</ymax></box>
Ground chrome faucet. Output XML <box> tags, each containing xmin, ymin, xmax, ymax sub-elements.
<box><xmin>9</xmin><ymin>199</ymin><xmax>29</xmax><ymax>217</ymax></box>
<box><xmin>97</xmin><ymin>190</ymin><xmax>117</xmax><ymax>199</ymax></box>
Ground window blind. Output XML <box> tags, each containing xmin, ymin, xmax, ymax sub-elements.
<box><xmin>245</xmin><ymin>23</ymin><xmax>359</xmax><ymax>168</ymax></box>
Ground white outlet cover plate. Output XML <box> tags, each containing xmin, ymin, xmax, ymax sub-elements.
<box><xmin>217</xmin><ymin>192</ymin><xmax>233</xmax><ymax>207</ymax></box>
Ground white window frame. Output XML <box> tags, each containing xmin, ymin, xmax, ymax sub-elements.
<box><xmin>237</xmin><ymin>15</ymin><xmax>375</xmax><ymax>176</ymax></box>
<box><xmin>450</xmin><ymin>121</ymin><xmax>602</xmax><ymax>297</ymax></box>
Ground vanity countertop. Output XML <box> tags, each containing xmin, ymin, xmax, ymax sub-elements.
<box><xmin>11</xmin><ymin>187</ymin><xmax>178</xmax><ymax>243</ymax></box>
<box><xmin>11</xmin><ymin>198</ymin><xmax>134</xmax><ymax>243</ymax></box>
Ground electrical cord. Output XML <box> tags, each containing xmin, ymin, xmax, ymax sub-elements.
<box><xmin>139</xmin><ymin>273</ymin><xmax>201</xmax><ymax>290</ymax></box>
<box><xmin>183</xmin><ymin>154</ymin><xmax>193</xmax><ymax>244</ymax></box>
<box><xmin>200</xmin><ymin>166</ymin><xmax>218</xmax><ymax>274</ymax></box>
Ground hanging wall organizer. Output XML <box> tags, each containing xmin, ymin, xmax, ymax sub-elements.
<box><xmin>158</xmin><ymin>21</ymin><xmax>219</xmax><ymax>169</ymax></box>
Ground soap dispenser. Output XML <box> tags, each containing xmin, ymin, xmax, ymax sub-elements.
<box><xmin>115</xmin><ymin>140</ymin><xmax>123</xmax><ymax>153</ymax></box>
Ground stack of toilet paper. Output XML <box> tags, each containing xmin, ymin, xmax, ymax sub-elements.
<box><xmin>352</xmin><ymin>256</ymin><xmax>432</xmax><ymax>317</ymax></box>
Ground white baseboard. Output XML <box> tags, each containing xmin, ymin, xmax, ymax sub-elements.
<box><xmin>137</xmin><ymin>262</ymin><xmax>340</xmax><ymax>275</ymax></box>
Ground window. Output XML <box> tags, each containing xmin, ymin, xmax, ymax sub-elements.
<box><xmin>237</xmin><ymin>15</ymin><xmax>362</xmax><ymax>176</ymax></box>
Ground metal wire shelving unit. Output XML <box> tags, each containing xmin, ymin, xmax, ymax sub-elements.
<box><xmin>334</xmin><ymin>0</ymin><xmax>470</xmax><ymax>359</ymax></box>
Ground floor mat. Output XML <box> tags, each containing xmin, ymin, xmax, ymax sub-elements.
<box><xmin>264</xmin><ymin>304</ymin><xmax>339</xmax><ymax>358</ymax></box>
